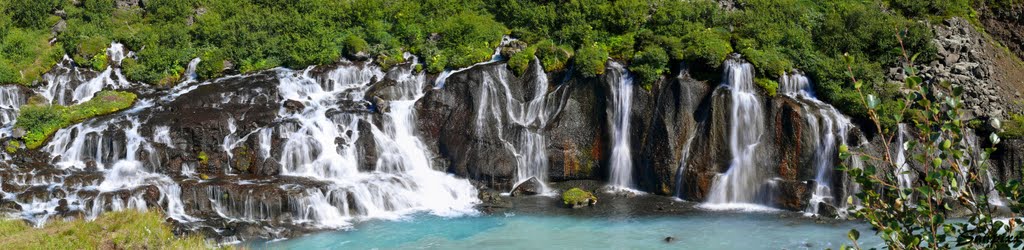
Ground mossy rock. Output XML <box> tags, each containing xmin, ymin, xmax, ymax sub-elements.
<box><xmin>562</xmin><ymin>188</ymin><xmax>597</xmax><ymax>208</ymax></box>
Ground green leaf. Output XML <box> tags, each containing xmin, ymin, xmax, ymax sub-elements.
<box><xmin>848</xmin><ymin>229</ymin><xmax>860</xmax><ymax>241</ymax></box>
<box><xmin>839</xmin><ymin>144</ymin><xmax>849</xmax><ymax>154</ymax></box>
<box><xmin>866</xmin><ymin>94</ymin><xmax>879</xmax><ymax>109</ymax></box>
<box><xmin>942</xmin><ymin>140</ymin><xmax>951</xmax><ymax>150</ymax></box>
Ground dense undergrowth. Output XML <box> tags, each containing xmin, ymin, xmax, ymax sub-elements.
<box><xmin>0</xmin><ymin>0</ymin><xmax>1012</xmax><ymax>129</ymax></box>
<box><xmin>0</xmin><ymin>210</ymin><xmax>213</xmax><ymax>249</ymax></box>
<box><xmin>14</xmin><ymin>90</ymin><xmax>136</xmax><ymax>149</ymax></box>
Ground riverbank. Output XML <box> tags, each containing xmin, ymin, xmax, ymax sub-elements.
<box><xmin>0</xmin><ymin>210</ymin><xmax>212</xmax><ymax>249</ymax></box>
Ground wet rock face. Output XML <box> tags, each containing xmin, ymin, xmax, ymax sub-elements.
<box><xmin>143</xmin><ymin>71</ymin><xmax>281</xmax><ymax>178</ymax></box>
<box><xmin>632</xmin><ymin>70</ymin><xmax>710</xmax><ymax>195</ymax></box>
<box><xmin>993</xmin><ymin>139</ymin><xmax>1024</xmax><ymax>184</ymax></box>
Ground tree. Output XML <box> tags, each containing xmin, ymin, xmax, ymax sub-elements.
<box><xmin>842</xmin><ymin>35</ymin><xmax>1024</xmax><ymax>249</ymax></box>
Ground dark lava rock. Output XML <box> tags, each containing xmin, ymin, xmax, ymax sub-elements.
<box><xmin>283</xmin><ymin>99</ymin><xmax>304</xmax><ymax>113</ymax></box>
<box><xmin>511</xmin><ymin>177</ymin><xmax>542</xmax><ymax>196</ymax></box>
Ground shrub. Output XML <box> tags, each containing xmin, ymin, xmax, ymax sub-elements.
<box><xmin>342</xmin><ymin>34</ymin><xmax>370</xmax><ymax>60</ymax></box>
<box><xmin>508</xmin><ymin>46</ymin><xmax>537</xmax><ymax>76</ymax></box>
<box><xmin>754</xmin><ymin>77</ymin><xmax>779</xmax><ymax>97</ymax></box>
<box><xmin>1002</xmin><ymin>113</ymin><xmax>1024</xmax><ymax>139</ymax></box>
<box><xmin>574</xmin><ymin>43</ymin><xmax>609</xmax><ymax>78</ymax></box>
<box><xmin>628</xmin><ymin>45</ymin><xmax>669</xmax><ymax>86</ymax></box>
<box><xmin>533</xmin><ymin>40</ymin><xmax>573</xmax><ymax>72</ymax></box>
<box><xmin>842</xmin><ymin>45</ymin><xmax>1024</xmax><ymax>249</ymax></box>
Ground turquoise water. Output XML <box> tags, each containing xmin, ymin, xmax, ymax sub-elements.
<box><xmin>251</xmin><ymin>213</ymin><xmax>883</xmax><ymax>249</ymax></box>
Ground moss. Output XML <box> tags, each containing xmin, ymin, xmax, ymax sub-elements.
<box><xmin>754</xmin><ymin>77</ymin><xmax>779</xmax><ymax>97</ymax></box>
<box><xmin>1001</xmin><ymin>114</ymin><xmax>1024</xmax><ymax>139</ymax></box>
<box><xmin>562</xmin><ymin>188</ymin><xmax>597</xmax><ymax>206</ymax></box>
<box><xmin>15</xmin><ymin>90</ymin><xmax>137</xmax><ymax>149</ymax></box>
<box><xmin>0</xmin><ymin>210</ymin><xmax>213</xmax><ymax>249</ymax></box>
<box><xmin>197</xmin><ymin>151</ymin><xmax>209</xmax><ymax>165</ymax></box>
<box><xmin>5</xmin><ymin>141</ymin><xmax>20</xmax><ymax>154</ymax></box>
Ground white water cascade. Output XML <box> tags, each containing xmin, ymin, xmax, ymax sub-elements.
<box><xmin>704</xmin><ymin>58</ymin><xmax>768</xmax><ymax>209</ymax></box>
<box><xmin>39</xmin><ymin>42</ymin><xmax>134</xmax><ymax>105</ymax></box>
<box><xmin>780</xmin><ymin>72</ymin><xmax>854</xmax><ymax>216</ymax></box>
<box><xmin>606</xmin><ymin>62</ymin><xmax>635</xmax><ymax>191</ymax></box>
<box><xmin>473</xmin><ymin>59</ymin><xmax>553</xmax><ymax>194</ymax></box>
<box><xmin>0</xmin><ymin>85</ymin><xmax>27</xmax><ymax>128</ymax></box>
<box><xmin>273</xmin><ymin>60</ymin><xmax>479</xmax><ymax>228</ymax></box>
<box><xmin>895</xmin><ymin>124</ymin><xmax>915</xmax><ymax>191</ymax></box>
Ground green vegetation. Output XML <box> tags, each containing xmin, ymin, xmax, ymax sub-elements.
<box><xmin>15</xmin><ymin>90</ymin><xmax>136</xmax><ymax>149</ymax></box>
<box><xmin>562</xmin><ymin>188</ymin><xmax>597</xmax><ymax>207</ymax></box>
<box><xmin>754</xmin><ymin>78</ymin><xmax>779</xmax><ymax>97</ymax></box>
<box><xmin>841</xmin><ymin>46</ymin><xmax>1024</xmax><ymax>249</ymax></box>
<box><xmin>574</xmin><ymin>43</ymin><xmax>608</xmax><ymax>78</ymax></box>
<box><xmin>4</xmin><ymin>140</ymin><xmax>19</xmax><ymax>153</ymax></box>
<box><xmin>0</xmin><ymin>210</ymin><xmax>213</xmax><ymax>249</ymax></box>
<box><xmin>0</xmin><ymin>0</ymin><xmax>990</xmax><ymax>128</ymax></box>
<box><xmin>1001</xmin><ymin>113</ymin><xmax>1024</xmax><ymax>139</ymax></box>
<box><xmin>198</xmin><ymin>151</ymin><xmax>209</xmax><ymax>165</ymax></box>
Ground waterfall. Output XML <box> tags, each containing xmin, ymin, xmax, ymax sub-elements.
<box><xmin>273</xmin><ymin>60</ymin><xmax>478</xmax><ymax>227</ymax></box>
<box><xmin>704</xmin><ymin>57</ymin><xmax>768</xmax><ymax>209</ymax></box>
<box><xmin>435</xmin><ymin>36</ymin><xmax>516</xmax><ymax>89</ymax></box>
<box><xmin>779</xmin><ymin>71</ymin><xmax>814</xmax><ymax>96</ymax></box>
<box><xmin>964</xmin><ymin>129</ymin><xmax>1005</xmax><ymax>206</ymax></box>
<box><xmin>39</xmin><ymin>42</ymin><xmax>134</xmax><ymax>105</ymax></box>
<box><xmin>472</xmin><ymin>59</ymin><xmax>552</xmax><ymax>194</ymax></box>
<box><xmin>0</xmin><ymin>85</ymin><xmax>26</xmax><ymax>129</ymax></box>
<box><xmin>606</xmin><ymin>62</ymin><xmax>635</xmax><ymax>191</ymax></box>
<box><xmin>781</xmin><ymin>72</ymin><xmax>853</xmax><ymax>216</ymax></box>
<box><xmin>895</xmin><ymin>124</ymin><xmax>914</xmax><ymax>191</ymax></box>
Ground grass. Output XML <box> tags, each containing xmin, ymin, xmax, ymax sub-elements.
<box><xmin>1001</xmin><ymin>113</ymin><xmax>1024</xmax><ymax>139</ymax></box>
<box><xmin>0</xmin><ymin>210</ymin><xmax>215</xmax><ymax>249</ymax></box>
<box><xmin>15</xmin><ymin>90</ymin><xmax>137</xmax><ymax>149</ymax></box>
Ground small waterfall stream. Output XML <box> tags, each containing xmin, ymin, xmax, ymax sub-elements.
<box><xmin>606</xmin><ymin>62</ymin><xmax>635</xmax><ymax>190</ymax></box>
<box><xmin>780</xmin><ymin>72</ymin><xmax>853</xmax><ymax>216</ymax></box>
<box><xmin>704</xmin><ymin>58</ymin><xmax>767</xmax><ymax>208</ymax></box>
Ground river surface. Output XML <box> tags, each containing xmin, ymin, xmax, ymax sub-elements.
<box><xmin>249</xmin><ymin>212</ymin><xmax>882</xmax><ymax>249</ymax></box>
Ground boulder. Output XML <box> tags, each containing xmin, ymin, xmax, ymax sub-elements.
<box><xmin>511</xmin><ymin>177</ymin><xmax>542</xmax><ymax>196</ymax></box>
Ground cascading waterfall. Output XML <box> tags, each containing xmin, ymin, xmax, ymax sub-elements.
<box><xmin>473</xmin><ymin>59</ymin><xmax>552</xmax><ymax>194</ymax></box>
<box><xmin>39</xmin><ymin>42</ymin><xmax>134</xmax><ymax>105</ymax></box>
<box><xmin>0</xmin><ymin>85</ymin><xmax>26</xmax><ymax>132</ymax></box>
<box><xmin>606</xmin><ymin>62</ymin><xmax>635</xmax><ymax>190</ymax></box>
<box><xmin>272</xmin><ymin>60</ymin><xmax>479</xmax><ymax>228</ymax></box>
<box><xmin>780</xmin><ymin>72</ymin><xmax>853</xmax><ymax>216</ymax></box>
<box><xmin>895</xmin><ymin>124</ymin><xmax>914</xmax><ymax>191</ymax></box>
<box><xmin>704</xmin><ymin>57</ymin><xmax>767</xmax><ymax>208</ymax></box>
<box><xmin>964</xmin><ymin>129</ymin><xmax>1005</xmax><ymax>206</ymax></box>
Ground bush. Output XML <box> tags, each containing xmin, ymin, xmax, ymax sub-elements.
<box><xmin>628</xmin><ymin>45</ymin><xmax>669</xmax><ymax>86</ymax></box>
<box><xmin>574</xmin><ymin>43</ymin><xmax>609</xmax><ymax>77</ymax></box>
<box><xmin>342</xmin><ymin>34</ymin><xmax>370</xmax><ymax>60</ymax></box>
<box><xmin>15</xmin><ymin>90</ymin><xmax>136</xmax><ymax>149</ymax></box>
<box><xmin>508</xmin><ymin>46</ymin><xmax>537</xmax><ymax>76</ymax></box>
<box><xmin>533</xmin><ymin>40</ymin><xmax>573</xmax><ymax>72</ymax></box>
<box><xmin>754</xmin><ymin>77</ymin><xmax>779</xmax><ymax>97</ymax></box>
